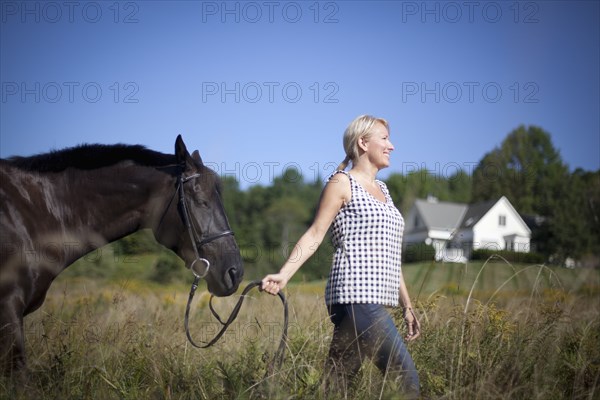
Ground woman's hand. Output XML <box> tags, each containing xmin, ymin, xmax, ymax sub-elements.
<box><xmin>403</xmin><ymin>307</ymin><xmax>421</xmax><ymax>341</ymax></box>
<box><xmin>261</xmin><ymin>273</ymin><xmax>289</xmax><ymax>295</ymax></box>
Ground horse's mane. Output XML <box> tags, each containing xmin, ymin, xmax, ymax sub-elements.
<box><xmin>3</xmin><ymin>143</ymin><xmax>176</xmax><ymax>173</ymax></box>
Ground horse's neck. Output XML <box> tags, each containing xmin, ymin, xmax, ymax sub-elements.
<box><xmin>1</xmin><ymin>162</ymin><xmax>176</xmax><ymax>272</ymax></box>
<box><xmin>53</xmin><ymin>166</ymin><xmax>173</xmax><ymax>244</ymax></box>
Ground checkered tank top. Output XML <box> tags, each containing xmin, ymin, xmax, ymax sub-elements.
<box><xmin>325</xmin><ymin>170</ymin><xmax>404</xmax><ymax>306</ymax></box>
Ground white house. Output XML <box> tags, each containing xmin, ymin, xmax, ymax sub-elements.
<box><xmin>403</xmin><ymin>196</ymin><xmax>531</xmax><ymax>263</ymax></box>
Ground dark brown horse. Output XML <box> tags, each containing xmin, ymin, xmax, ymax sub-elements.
<box><xmin>0</xmin><ymin>135</ymin><xmax>243</xmax><ymax>375</ymax></box>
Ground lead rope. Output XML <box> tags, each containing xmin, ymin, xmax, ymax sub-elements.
<box><xmin>184</xmin><ymin>278</ymin><xmax>289</xmax><ymax>376</ymax></box>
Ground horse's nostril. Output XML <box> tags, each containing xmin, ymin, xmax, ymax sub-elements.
<box><xmin>227</xmin><ymin>268</ymin><xmax>238</xmax><ymax>286</ymax></box>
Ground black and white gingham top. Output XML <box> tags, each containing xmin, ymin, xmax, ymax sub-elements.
<box><xmin>325</xmin><ymin>170</ymin><xmax>404</xmax><ymax>306</ymax></box>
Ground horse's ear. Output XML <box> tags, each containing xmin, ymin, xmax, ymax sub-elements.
<box><xmin>191</xmin><ymin>150</ymin><xmax>203</xmax><ymax>165</ymax></box>
<box><xmin>175</xmin><ymin>135</ymin><xmax>189</xmax><ymax>164</ymax></box>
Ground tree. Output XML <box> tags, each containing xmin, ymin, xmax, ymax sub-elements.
<box><xmin>447</xmin><ymin>169</ymin><xmax>472</xmax><ymax>204</ymax></box>
<box><xmin>265</xmin><ymin>196</ymin><xmax>310</xmax><ymax>260</ymax></box>
<box><xmin>472</xmin><ymin>125</ymin><xmax>598</xmax><ymax>265</ymax></box>
<box><xmin>472</xmin><ymin>125</ymin><xmax>568</xmax><ymax>216</ymax></box>
<box><xmin>386</xmin><ymin>169</ymin><xmax>472</xmax><ymax>214</ymax></box>
<box><xmin>541</xmin><ymin>169</ymin><xmax>600</xmax><ymax>265</ymax></box>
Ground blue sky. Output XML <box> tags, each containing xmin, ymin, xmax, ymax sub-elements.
<box><xmin>1</xmin><ymin>0</ymin><xmax>598</xmax><ymax>188</ymax></box>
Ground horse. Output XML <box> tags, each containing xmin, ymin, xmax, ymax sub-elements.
<box><xmin>0</xmin><ymin>135</ymin><xmax>243</xmax><ymax>375</ymax></box>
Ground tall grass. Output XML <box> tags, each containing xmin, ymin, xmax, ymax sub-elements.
<box><xmin>1</xmin><ymin>259</ymin><xmax>598</xmax><ymax>399</ymax></box>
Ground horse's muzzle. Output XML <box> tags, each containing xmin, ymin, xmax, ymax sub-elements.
<box><xmin>225</xmin><ymin>264</ymin><xmax>243</xmax><ymax>294</ymax></box>
<box><xmin>206</xmin><ymin>263</ymin><xmax>243</xmax><ymax>297</ymax></box>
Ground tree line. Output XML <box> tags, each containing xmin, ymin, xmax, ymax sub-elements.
<box><xmin>112</xmin><ymin>125</ymin><xmax>599</xmax><ymax>282</ymax></box>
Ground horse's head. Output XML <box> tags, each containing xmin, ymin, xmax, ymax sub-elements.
<box><xmin>160</xmin><ymin>136</ymin><xmax>243</xmax><ymax>296</ymax></box>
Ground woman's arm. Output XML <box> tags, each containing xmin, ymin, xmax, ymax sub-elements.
<box><xmin>399</xmin><ymin>273</ymin><xmax>421</xmax><ymax>341</ymax></box>
<box><xmin>261</xmin><ymin>173</ymin><xmax>351</xmax><ymax>295</ymax></box>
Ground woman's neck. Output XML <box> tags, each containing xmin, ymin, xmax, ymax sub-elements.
<box><xmin>350</xmin><ymin>162</ymin><xmax>378</xmax><ymax>184</ymax></box>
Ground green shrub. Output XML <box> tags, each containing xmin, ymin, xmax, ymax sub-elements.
<box><xmin>471</xmin><ymin>249</ymin><xmax>546</xmax><ymax>264</ymax></box>
<box><xmin>149</xmin><ymin>253</ymin><xmax>187</xmax><ymax>284</ymax></box>
<box><xmin>111</xmin><ymin>230</ymin><xmax>162</xmax><ymax>256</ymax></box>
<box><xmin>403</xmin><ymin>242</ymin><xmax>436</xmax><ymax>263</ymax></box>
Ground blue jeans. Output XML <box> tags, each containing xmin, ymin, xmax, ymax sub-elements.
<box><xmin>325</xmin><ymin>303</ymin><xmax>420</xmax><ymax>398</ymax></box>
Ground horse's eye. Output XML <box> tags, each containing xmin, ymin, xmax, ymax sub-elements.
<box><xmin>194</xmin><ymin>196</ymin><xmax>210</xmax><ymax>208</ymax></box>
<box><xmin>191</xmin><ymin>183</ymin><xmax>206</xmax><ymax>195</ymax></box>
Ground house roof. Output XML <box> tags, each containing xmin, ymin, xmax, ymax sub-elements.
<box><xmin>414</xmin><ymin>199</ymin><xmax>468</xmax><ymax>231</ymax></box>
<box><xmin>459</xmin><ymin>199</ymin><xmax>497</xmax><ymax>229</ymax></box>
<box><xmin>412</xmin><ymin>197</ymin><xmax>513</xmax><ymax>233</ymax></box>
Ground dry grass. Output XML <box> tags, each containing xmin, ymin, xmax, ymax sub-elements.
<box><xmin>1</xmin><ymin>260</ymin><xmax>599</xmax><ymax>399</ymax></box>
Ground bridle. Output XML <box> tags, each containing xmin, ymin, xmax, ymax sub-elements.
<box><xmin>174</xmin><ymin>170</ymin><xmax>288</xmax><ymax>374</ymax></box>
<box><xmin>178</xmin><ymin>172</ymin><xmax>234</xmax><ymax>278</ymax></box>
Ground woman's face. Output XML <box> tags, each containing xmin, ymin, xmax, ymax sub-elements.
<box><xmin>362</xmin><ymin>122</ymin><xmax>394</xmax><ymax>169</ymax></box>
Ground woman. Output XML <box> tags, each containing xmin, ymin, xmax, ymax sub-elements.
<box><xmin>261</xmin><ymin>115</ymin><xmax>420</xmax><ymax>398</ymax></box>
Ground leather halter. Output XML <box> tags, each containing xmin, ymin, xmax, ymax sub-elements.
<box><xmin>178</xmin><ymin>172</ymin><xmax>234</xmax><ymax>278</ymax></box>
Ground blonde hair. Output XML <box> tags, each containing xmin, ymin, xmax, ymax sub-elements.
<box><xmin>337</xmin><ymin>114</ymin><xmax>389</xmax><ymax>170</ymax></box>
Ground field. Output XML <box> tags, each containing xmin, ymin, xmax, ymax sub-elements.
<box><xmin>1</xmin><ymin>256</ymin><xmax>599</xmax><ymax>399</ymax></box>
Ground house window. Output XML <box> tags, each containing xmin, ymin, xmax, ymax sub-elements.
<box><xmin>499</xmin><ymin>215</ymin><xmax>506</xmax><ymax>226</ymax></box>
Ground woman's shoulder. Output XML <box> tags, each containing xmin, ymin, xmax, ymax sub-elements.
<box><xmin>325</xmin><ymin>170</ymin><xmax>352</xmax><ymax>203</ymax></box>
<box><xmin>376</xmin><ymin>179</ymin><xmax>393</xmax><ymax>198</ymax></box>
<box><xmin>327</xmin><ymin>170</ymin><xmax>352</xmax><ymax>187</ymax></box>
<box><xmin>375</xmin><ymin>178</ymin><xmax>387</xmax><ymax>188</ymax></box>
<box><xmin>328</xmin><ymin>169</ymin><xmax>350</xmax><ymax>180</ymax></box>
<box><xmin>327</xmin><ymin>170</ymin><xmax>354</xmax><ymax>185</ymax></box>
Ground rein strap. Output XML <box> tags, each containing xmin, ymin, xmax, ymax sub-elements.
<box><xmin>184</xmin><ymin>279</ymin><xmax>289</xmax><ymax>374</ymax></box>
